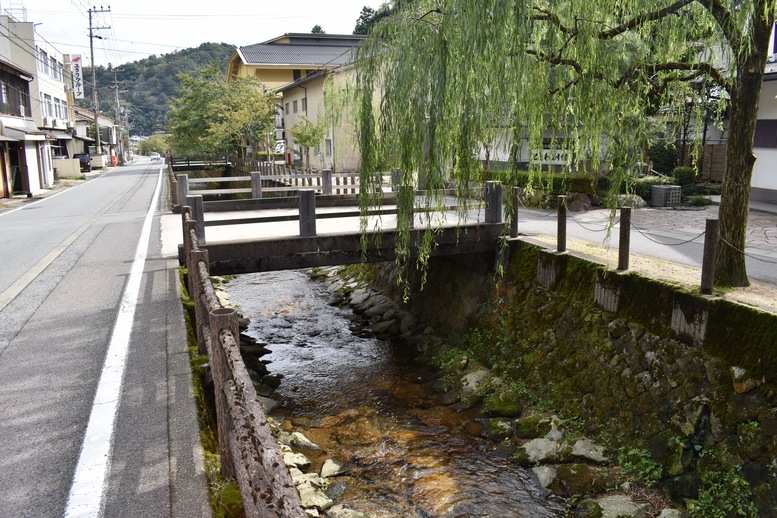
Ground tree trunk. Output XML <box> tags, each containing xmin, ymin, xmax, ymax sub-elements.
<box><xmin>715</xmin><ymin>6</ymin><xmax>774</xmax><ymax>286</ymax></box>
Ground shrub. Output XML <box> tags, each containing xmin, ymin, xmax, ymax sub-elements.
<box><xmin>686</xmin><ymin>195</ymin><xmax>712</xmax><ymax>207</ymax></box>
<box><xmin>483</xmin><ymin>170</ymin><xmax>611</xmax><ymax>197</ymax></box>
<box><xmin>622</xmin><ymin>176</ymin><xmax>674</xmax><ymax>202</ymax></box>
<box><xmin>690</xmin><ymin>467</ymin><xmax>757</xmax><ymax>518</ymax></box>
<box><xmin>649</xmin><ymin>141</ymin><xmax>678</xmax><ymax>175</ymax></box>
<box><xmin>672</xmin><ymin>166</ymin><xmax>697</xmax><ymax>187</ymax></box>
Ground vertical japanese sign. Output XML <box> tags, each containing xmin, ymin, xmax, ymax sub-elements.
<box><xmin>71</xmin><ymin>55</ymin><xmax>84</xmax><ymax>99</ymax></box>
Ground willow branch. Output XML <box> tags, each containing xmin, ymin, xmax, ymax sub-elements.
<box><xmin>531</xmin><ymin>6</ymin><xmax>575</xmax><ymax>34</ymax></box>
<box><xmin>526</xmin><ymin>48</ymin><xmax>583</xmax><ymax>74</ymax></box>
<box><xmin>598</xmin><ymin>0</ymin><xmax>696</xmax><ymax>39</ymax></box>
<box><xmin>702</xmin><ymin>0</ymin><xmax>741</xmax><ymax>53</ymax></box>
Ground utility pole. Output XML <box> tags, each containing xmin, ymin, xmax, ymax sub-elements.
<box><xmin>89</xmin><ymin>6</ymin><xmax>111</xmax><ymax>155</ymax></box>
<box><xmin>112</xmin><ymin>67</ymin><xmax>124</xmax><ymax>165</ymax></box>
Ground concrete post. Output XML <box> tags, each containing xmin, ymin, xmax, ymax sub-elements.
<box><xmin>700</xmin><ymin>218</ymin><xmax>719</xmax><ymax>295</ymax></box>
<box><xmin>510</xmin><ymin>186</ymin><xmax>521</xmax><ymax>238</ymax></box>
<box><xmin>617</xmin><ymin>207</ymin><xmax>631</xmax><ymax>271</ymax></box>
<box><xmin>557</xmin><ymin>195</ymin><xmax>567</xmax><ymax>253</ymax></box>
<box><xmin>299</xmin><ymin>190</ymin><xmax>317</xmax><ymax>236</ymax></box>
<box><xmin>250</xmin><ymin>171</ymin><xmax>262</xmax><ymax>199</ymax></box>
<box><xmin>485</xmin><ymin>181</ymin><xmax>503</xmax><ymax>224</ymax></box>
<box><xmin>176</xmin><ymin>174</ymin><xmax>189</xmax><ymax>204</ymax></box>
<box><xmin>208</xmin><ymin>307</ymin><xmax>239</xmax><ymax>479</ymax></box>
<box><xmin>322</xmin><ymin>169</ymin><xmax>333</xmax><ymax>195</ymax></box>
<box><xmin>186</xmin><ymin>194</ymin><xmax>206</xmax><ymax>244</ymax></box>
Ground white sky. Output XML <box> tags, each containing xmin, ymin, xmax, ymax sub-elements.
<box><xmin>21</xmin><ymin>0</ymin><xmax>384</xmax><ymax>66</ymax></box>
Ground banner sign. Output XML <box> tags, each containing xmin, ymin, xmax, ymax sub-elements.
<box><xmin>71</xmin><ymin>55</ymin><xmax>84</xmax><ymax>99</ymax></box>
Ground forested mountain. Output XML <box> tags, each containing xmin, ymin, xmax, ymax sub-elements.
<box><xmin>81</xmin><ymin>42</ymin><xmax>236</xmax><ymax>136</ymax></box>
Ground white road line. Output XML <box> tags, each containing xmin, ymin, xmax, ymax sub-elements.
<box><xmin>64</xmin><ymin>167</ymin><xmax>163</xmax><ymax>518</ymax></box>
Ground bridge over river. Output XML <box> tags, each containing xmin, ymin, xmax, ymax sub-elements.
<box><xmin>169</xmin><ymin>170</ymin><xmax>509</xmax><ymax>276</ymax></box>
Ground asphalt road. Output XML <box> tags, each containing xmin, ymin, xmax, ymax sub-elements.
<box><xmin>0</xmin><ymin>160</ymin><xmax>209</xmax><ymax>518</ymax></box>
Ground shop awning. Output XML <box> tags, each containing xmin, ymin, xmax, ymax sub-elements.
<box><xmin>3</xmin><ymin>127</ymin><xmax>45</xmax><ymax>141</ymax></box>
<box><xmin>46</xmin><ymin>130</ymin><xmax>73</xmax><ymax>140</ymax></box>
<box><xmin>74</xmin><ymin>135</ymin><xmax>95</xmax><ymax>142</ymax></box>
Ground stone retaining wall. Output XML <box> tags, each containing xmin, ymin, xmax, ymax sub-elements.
<box><xmin>369</xmin><ymin>239</ymin><xmax>777</xmax><ymax>512</ymax></box>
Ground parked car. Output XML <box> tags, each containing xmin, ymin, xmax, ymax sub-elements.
<box><xmin>74</xmin><ymin>153</ymin><xmax>92</xmax><ymax>172</ymax></box>
<box><xmin>149</xmin><ymin>152</ymin><xmax>162</xmax><ymax>161</ymax></box>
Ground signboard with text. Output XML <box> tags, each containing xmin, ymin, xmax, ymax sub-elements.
<box><xmin>71</xmin><ymin>55</ymin><xmax>84</xmax><ymax>99</ymax></box>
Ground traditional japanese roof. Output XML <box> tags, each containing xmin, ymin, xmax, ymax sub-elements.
<box><xmin>236</xmin><ymin>34</ymin><xmax>365</xmax><ymax>67</ymax></box>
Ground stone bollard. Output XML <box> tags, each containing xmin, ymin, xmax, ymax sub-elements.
<box><xmin>485</xmin><ymin>181</ymin><xmax>503</xmax><ymax>224</ymax></box>
<box><xmin>251</xmin><ymin>171</ymin><xmax>262</xmax><ymax>199</ymax></box>
<box><xmin>299</xmin><ymin>190</ymin><xmax>317</xmax><ymax>236</ymax></box>
<box><xmin>557</xmin><ymin>195</ymin><xmax>567</xmax><ymax>253</ymax></box>
<box><xmin>511</xmin><ymin>186</ymin><xmax>521</xmax><ymax>238</ymax></box>
<box><xmin>190</xmin><ymin>249</ymin><xmax>210</xmax><ymax>354</ymax></box>
<box><xmin>700</xmin><ymin>218</ymin><xmax>719</xmax><ymax>295</ymax></box>
<box><xmin>322</xmin><ymin>169</ymin><xmax>333</xmax><ymax>195</ymax></box>
<box><xmin>186</xmin><ymin>194</ymin><xmax>206</xmax><ymax>244</ymax></box>
<box><xmin>617</xmin><ymin>207</ymin><xmax>631</xmax><ymax>271</ymax></box>
<box><xmin>176</xmin><ymin>174</ymin><xmax>189</xmax><ymax>205</ymax></box>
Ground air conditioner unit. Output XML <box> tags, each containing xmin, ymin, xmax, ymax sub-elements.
<box><xmin>66</xmin><ymin>121</ymin><xmax>75</xmax><ymax>130</ymax></box>
<box><xmin>51</xmin><ymin>119</ymin><xmax>59</xmax><ymax>127</ymax></box>
<box><xmin>42</xmin><ymin>117</ymin><xmax>50</xmax><ymax>127</ymax></box>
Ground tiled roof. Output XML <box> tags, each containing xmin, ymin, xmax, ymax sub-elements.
<box><xmin>239</xmin><ymin>43</ymin><xmax>356</xmax><ymax>67</ymax></box>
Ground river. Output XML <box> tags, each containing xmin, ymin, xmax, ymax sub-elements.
<box><xmin>225</xmin><ymin>269</ymin><xmax>565</xmax><ymax>517</ymax></box>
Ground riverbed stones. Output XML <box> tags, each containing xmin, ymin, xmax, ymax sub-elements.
<box><xmin>278</xmin><ymin>430</ymin><xmax>321</xmax><ymax>451</ymax></box>
<box><xmin>532</xmin><ymin>466</ymin><xmax>558</xmax><ymax>489</ymax></box>
<box><xmin>320</xmin><ymin>458</ymin><xmax>346</xmax><ymax>477</ymax></box>
<box><xmin>593</xmin><ymin>494</ymin><xmax>650</xmax><ymax>518</ymax></box>
<box><xmin>283</xmin><ymin>449</ymin><xmax>312</xmax><ymax>470</ymax></box>
<box><xmin>325</xmin><ymin>505</ymin><xmax>369</xmax><ymax>518</ymax></box>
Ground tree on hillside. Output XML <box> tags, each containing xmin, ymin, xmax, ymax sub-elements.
<box><xmin>168</xmin><ymin>64</ymin><xmax>275</xmax><ymax>159</ymax></box>
<box><xmin>355</xmin><ymin>0</ymin><xmax>776</xmax><ymax>287</ymax></box>
<box><xmin>84</xmin><ymin>43</ymin><xmax>237</xmax><ymax>135</ymax></box>
<box><xmin>289</xmin><ymin>116</ymin><xmax>326</xmax><ymax>170</ymax></box>
<box><xmin>137</xmin><ymin>134</ymin><xmax>168</xmax><ymax>155</ymax></box>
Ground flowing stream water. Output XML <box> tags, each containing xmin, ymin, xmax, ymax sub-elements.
<box><xmin>226</xmin><ymin>270</ymin><xmax>565</xmax><ymax>517</ymax></box>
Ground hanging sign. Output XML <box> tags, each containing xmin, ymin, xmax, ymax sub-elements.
<box><xmin>71</xmin><ymin>55</ymin><xmax>84</xmax><ymax>99</ymax></box>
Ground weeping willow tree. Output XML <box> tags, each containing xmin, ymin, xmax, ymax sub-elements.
<box><xmin>354</xmin><ymin>0</ymin><xmax>776</xmax><ymax>288</ymax></box>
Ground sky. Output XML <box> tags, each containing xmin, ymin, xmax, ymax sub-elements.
<box><xmin>22</xmin><ymin>0</ymin><xmax>385</xmax><ymax>66</ymax></box>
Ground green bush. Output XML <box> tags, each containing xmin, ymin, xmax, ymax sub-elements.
<box><xmin>691</xmin><ymin>467</ymin><xmax>757</xmax><ymax>518</ymax></box>
<box><xmin>672</xmin><ymin>166</ymin><xmax>697</xmax><ymax>187</ymax></box>
<box><xmin>686</xmin><ymin>195</ymin><xmax>712</xmax><ymax>207</ymax></box>
<box><xmin>649</xmin><ymin>141</ymin><xmax>678</xmax><ymax>175</ymax></box>
<box><xmin>484</xmin><ymin>170</ymin><xmax>611</xmax><ymax>197</ymax></box>
<box><xmin>685</xmin><ymin>183</ymin><xmax>722</xmax><ymax>196</ymax></box>
<box><xmin>622</xmin><ymin>176</ymin><xmax>675</xmax><ymax>202</ymax></box>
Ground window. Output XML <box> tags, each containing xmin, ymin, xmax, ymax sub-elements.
<box><xmin>50</xmin><ymin>57</ymin><xmax>58</xmax><ymax>78</ymax></box>
<box><xmin>293</xmin><ymin>69</ymin><xmax>301</xmax><ymax>81</ymax></box>
<box><xmin>44</xmin><ymin>94</ymin><xmax>53</xmax><ymax>118</ymax></box>
<box><xmin>41</xmin><ymin>50</ymin><xmax>49</xmax><ymax>74</ymax></box>
<box><xmin>285</xmin><ymin>102</ymin><xmax>289</xmax><ymax>115</ymax></box>
<box><xmin>302</xmin><ymin>98</ymin><xmax>307</xmax><ymax>112</ymax></box>
<box><xmin>293</xmin><ymin>100</ymin><xmax>298</xmax><ymax>113</ymax></box>
<box><xmin>1</xmin><ymin>83</ymin><xmax>7</xmax><ymax>104</ymax></box>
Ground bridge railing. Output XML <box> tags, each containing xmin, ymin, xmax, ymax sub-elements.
<box><xmin>175</xmin><ymin>166</ymin><xmax>392</xmax><ymax>201</ymax></box>
<box><xmin>182</xmin><ymin>182</ymin><xmax>501</xmax><ymax>244</ymax></box>
<box><xmin>181</xmin><ymin>206</ymin><xmax>306</xmax><ymax>518</ymax></box>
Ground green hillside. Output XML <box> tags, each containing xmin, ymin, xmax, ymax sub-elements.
<box><xmin>82</xmin><ymin>42</ymin><xmax>236</xmax><ymax>136</ymax></box>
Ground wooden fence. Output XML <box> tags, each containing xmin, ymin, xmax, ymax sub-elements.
<box><xmin>181</xmin><ymin>206</ymin><xmax>306</xmax><ymax>518</ymax></box>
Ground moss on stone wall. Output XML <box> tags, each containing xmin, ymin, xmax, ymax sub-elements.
<box><xmin>364</xmin><ymin>239</ymin><xmax>777</xmax><ymax>512</ymax></box>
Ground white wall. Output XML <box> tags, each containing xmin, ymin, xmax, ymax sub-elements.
<box><xmin>753</xmin><ymin>79</ymin><xmax>777</xmax><ymax>192</ymax></box>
